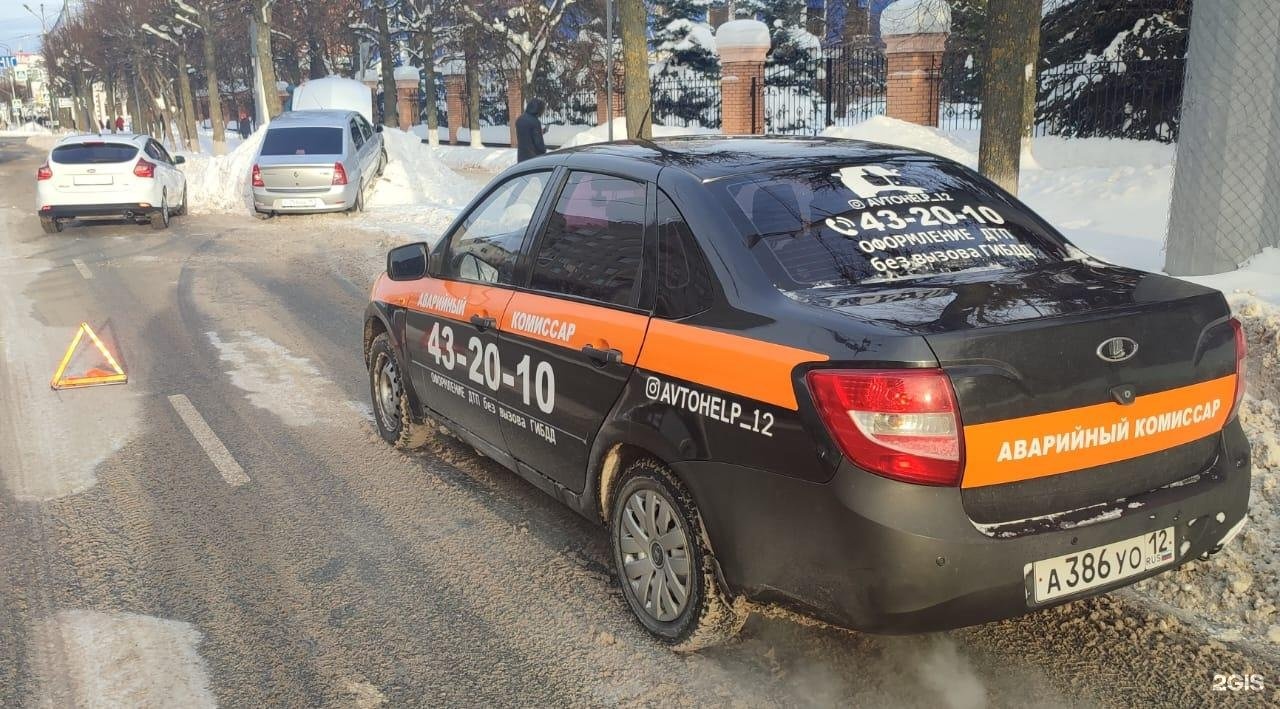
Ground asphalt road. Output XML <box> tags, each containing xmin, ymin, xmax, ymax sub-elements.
<box><xmin>1</xmin><ymin>135</ymin><xmax>1276</xmax><ymax>708</ymax></box>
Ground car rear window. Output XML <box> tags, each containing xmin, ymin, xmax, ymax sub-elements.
<box><xmin>259</xmin><ymin>127</ymin><xmax>343</xmax><ymax>156</ymax></box>
<box><xmin>51</xmin><ymin>143</ymin><xmax>139</xmax><ymax>164</ymax></box>
<box><xmin>711</xmin><ymin>159</ymin><xmax>1071</xmax><ymax>287</ymax></box>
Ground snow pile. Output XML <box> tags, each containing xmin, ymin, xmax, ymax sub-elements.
<box><xmin>366</xmin><ymin>128</ymin><xmax>463</xmax><ymax>210</ymax></box>
<box><xmin>1191</xmin><ymin>248</ymin><xmax>1280</xmax><ymax>307</ymax></box>
<box><xmin>427</xmin><ymin>145</ymin><xmax>517</xmax><ymax>173</ymax></box>
<box><xmin>0</xmin><ymin>121</ymin><xmax>53</xmax><ymax>136</ymax></box>
<box><xmin>880</xmin><ymin>0</ymin><xmax>953</xmax><ymax>36</ymax></box>
<box><xmin>559</xmin><ymin>117</ymin><xmax>716</xmax><ymax>148</ymax></box>
<box><xmin>179</xmin><ymin>128</ymin><xmax>266</xmax><ymax>214</ymax></box>
<box><xmin>1133</xmin><ymin>299</ymin><xmax>1280</xmax><ymax>646</ymax></box>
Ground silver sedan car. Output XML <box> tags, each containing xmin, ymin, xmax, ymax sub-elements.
<box><xmin>251</xmin><ymin>110</ymin><xmax>387</xmax><ymax>216</ymax></box>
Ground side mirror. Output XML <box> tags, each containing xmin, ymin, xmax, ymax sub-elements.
<box><xmin>173</xmin><ymin>155</ymin><xmax>186</xmax><ymax>165</ymax></box>
<box><xmin>375</xmin><ymin>124</ymin><xmax>384</xmax><ymax>133</ymax></box>
<box><xmin>387</xmin><ymin>242</ymin><xmax>428</xmax><ymax>281</ymax></box>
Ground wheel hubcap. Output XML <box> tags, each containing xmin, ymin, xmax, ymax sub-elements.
<box><xmin>619</xmin><ymin>488</ymin><xmax>691</xmax><ymax>622</ymax></box>
<box><xmin>375</xmin><ymin>355</ymin><xmax>401</xmax><ymax>430</ymax></box>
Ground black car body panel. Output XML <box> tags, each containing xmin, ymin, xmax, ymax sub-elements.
<box><xmin>365</xmin><ymin>136</ymin><xmax>1251</xmax><ymax>633</ymax></box>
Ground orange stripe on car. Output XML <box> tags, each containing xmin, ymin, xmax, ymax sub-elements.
<box><xmin>961</xmin><ymin>374</ymin><xmax>1237</xmax><ymax>489</ymax></box>
<box><xmin>500</xmin><ymin>291</ymin><xmax>649</xmax><ymax>362</ymax></box>
<box><xmin>637</xmin><ymin>319</ymin><xmax>828</xmax><ymax>410</ymax></box>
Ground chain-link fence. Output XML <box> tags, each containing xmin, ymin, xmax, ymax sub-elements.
<box><xmin>1165</xmin><ymin>0</ymin><xmax>1280</xmax><ymax>275</ymax></box>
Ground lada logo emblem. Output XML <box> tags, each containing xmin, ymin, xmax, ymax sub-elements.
<box><xmin>1097</xmin><ymin>337</ymin><xmax>1139</xmax><ymax>363</ymax></box>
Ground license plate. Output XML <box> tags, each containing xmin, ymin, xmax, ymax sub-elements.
<box><xmin>73</xmin><ymin>175</ymin><xmax>112</xmax><ymax>185</ymax></box>
<box><xmin>280</xmin><ymin>198</ymin><xmax>320</xmax><ymax>208</ymax></box>
<box><xmin>1027</xmin><ymin>527</ymin><xmax>1176</xmax><ymax>604</ymax></box>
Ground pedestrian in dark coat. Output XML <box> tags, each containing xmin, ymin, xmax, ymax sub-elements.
<box><xmin>515</xmin><ymin>98</ymin><xmax>547</xmax><ymax>162</ymax></box>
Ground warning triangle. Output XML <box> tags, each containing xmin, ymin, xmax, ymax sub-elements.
<box><xmin>50</xmin><ymin>322</ymin><xmax>128</xmax><ymax>390</ymax></box>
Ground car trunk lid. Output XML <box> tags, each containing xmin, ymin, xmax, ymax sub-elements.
<box><xmin>792</xmin><ymin>261</ymin><xmax>1238</xmax><ymax>522</ymax></box>
<box><xmin>48</xmin><ymin>142</ymin><xmax>140</xmax><ymax>194</ymax></box>
<box><xmin>256</xmin><ymin>155</ymin><xmax>340</xmax><ymax>191</ymax></box>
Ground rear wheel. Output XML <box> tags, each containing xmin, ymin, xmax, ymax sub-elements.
<box><xmin>149</xmin><ymin>193</ymin><xmax>170</xmax><ymax>230</ymax></box>
<box><xmin>610</xmin><ymin>459</ymin><xmax>745</xmax><ymax>651</ymax></box>
<box><xmin>368</xmin><ymin>333</ymin><xmax>431</xmax><ymax>449</ymax></box>
<box><xmin>39</xmin><ymin>216</ymin><xmax>62</xmax><ymax>234</ymax></box>
<box><xmin>351</xmin><ymin>184</ymin><xmax>366</xmax><ymax>213</ymax></box>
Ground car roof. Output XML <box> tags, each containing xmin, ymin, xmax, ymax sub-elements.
<box><xmin>546</xmin><ymin>135</ymin><xmax>944</xmax><ymax>181</ymax></box>
<box><xmin>55</xmin><ymin>132</ymin><xmax>150</xmax><ymax>147</ymax></box>
<box><xmin>268</xmin><ymin>110</ymin><xmax>357</xmax><ymax>128</ymax></box>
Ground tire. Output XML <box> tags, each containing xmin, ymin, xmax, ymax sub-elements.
<box><xmin>174</xmin><ymin>186</ymin><xmax>188</xmax><ymax>216</ymax></box>
<box><xmin>40</xmin><ymin>216</ymin><xmax>62</xmax><ymax>234</ymax></box>
<box><xmin>352</xmin><ymin>183</ymin><xmax>366</xmax><ymax>213</ymax></box>
<box><xmin>149</xmin><ymin>192</ymin><xmax>170</xmax><ymax>230</ymax></box>
<box><xmin>610</xmin><ymin>459</ymin><xmax>746</xmax><ymax>651</ymax></box>
<box><xmin>376</xmin><ymin>149</ymin><xmax>388</xmax><ymax>177</ymax></box>
<box><xmin>368</xmin><ymin>333</ymin><xmax>431</xmax><ymax>449</ymax></box>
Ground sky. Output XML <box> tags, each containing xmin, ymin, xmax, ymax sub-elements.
<box><xmin>0</xmin><ymin>1</ymin><xmax>65</xmax><ymax>56</ymax></box>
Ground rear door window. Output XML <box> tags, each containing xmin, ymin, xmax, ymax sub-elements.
<box><xmin>51</xmin><ymin>143</ymin><xmax>138</xmax><ymax>164</ymax></box>
<box><xmin>528</xmin><ymin>171</ymin><xmax>647</xmax><ymax>308</ymax></box>
<box><xmin>655</xmin><ymin>190</ymin><xmax>715</xmax><ymax>318</ymax></box>
<box><xmin>260</xmin><ymin>127</ymin><xmax>344</xmax><ymax>156</ymax></box>
<box><xmin>349</xmin><ymin>119</ymin><xmax>365</xmax><ymax>150</ymax></box>
<box><xmin>711</xmin><ymin>160</ymin><xmax>1071</xmax><ymax>288</ymax></box>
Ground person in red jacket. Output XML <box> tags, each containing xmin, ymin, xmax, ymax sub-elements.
<box><xmin>115</xmin><ymin>115</ymin><xmax>125</xmax><ymax>133</ymax></box>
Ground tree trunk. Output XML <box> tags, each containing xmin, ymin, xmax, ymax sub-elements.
<box><xmin>1021</xmin><ymin>10</ymin><xmax>1041</xmax><ymax>154</ymax></box>
<box><xmin>308</xmin><ymin>35</ymin><xmax>328</xmax><ymax>80</ymax></box>
<box><xmin>377</xmin><ymin>0</ymin><xmax>399</xmax><ymax>128</ymax></box>
<box><xmin>978</xmin><ymin>0</ymin><xmax>1039</xmax><ymax>194</ymax></box>
<box><xmin>201</xmin><ymin>10</ymin><xmax>227</xmax><ymax>155</ymax></box>
<box><xmin>177</xmin><ymin>46</ymin><xmax>200</xmax><ymax>152</ymax></box>
<box><xmin>253</xmin><ymin>0</ymin><xmax>283</xmax><ymax>119</ymax></box>
<box><xmin>465</xmin><ymin>49</ymin><xmax>482</xmax><ymax>148</ymax></box>
<box><xmin>419</xmin><ymin>11</ymin><xmax>438</xmax><ymax>146</ymax></box>
<box><xmin>618</xmin><ymin>0</ymin><xmax>650</xmax><ymax>139</ymax></box>
<box><xmin>105</xmin><ymin>77</ymin><xmax>117</xmax><ymax>128</ymax></box>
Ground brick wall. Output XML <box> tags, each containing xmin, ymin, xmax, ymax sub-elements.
<box><xmin>444</xmin><ymin>74</ymin><xmax>465</xmax><ymax>144</ymax></box>
<box><xmin>721</xmin><ymin>61</ymin><xmax>765</xmax><ymax>135</ymax></box>
<box><xmin>885</xmin><ymin>51</ymin><xmax>942</xmax><ymax>126</ymax></box>
<box><xmin>507</xmin><ymin>72</ymin><xmax>523</xmax><ymax>147</ymax></box>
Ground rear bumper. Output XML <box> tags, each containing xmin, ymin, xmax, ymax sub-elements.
<box><xmin>252</xmin><ymin>183</ymin><xmax>356</xmax><ymax>213</ymax></box>
<box><xmin>39</xmin><ymin>203</ymin><xmax>159</xmax><ymax>219</ymax></box>
<box><xmin>677</xmin><ymin>420</ymin><xmax>1252</xmax><ymax>633</ymax></box>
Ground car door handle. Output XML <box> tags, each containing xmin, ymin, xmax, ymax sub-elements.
<box><xmin>582</xmin><ymin>344</ymin><xmax>623</xmax><ymax>366</ymax></box>
<box><xmin>470</xmin><ymin>314</ymin><xmax>496</xmax><ymax>331</ymax></box>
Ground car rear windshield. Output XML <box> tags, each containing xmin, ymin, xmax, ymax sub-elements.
<box><xmin>259</xmin><ymin>127</ymin><xmax>343</xmax><ymax>156</ymax></box>
<box><xmin>51</xmin><ymin>143</ymin><xmax>139</xmax><ymax>164</ymax></box>
<box><xmin>710</xmin><ymin>159</ymin><xmax>1071</xmax><ymax>288</ymax></box>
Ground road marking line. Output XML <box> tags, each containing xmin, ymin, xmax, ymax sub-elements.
<box><xmin>167</xmin><ymin>394</ymin><xmax>249</xmax><ymax>486</ymax></box>
<box><xmin>72</xmin><ymin>258</ymin><xmax>93</xmax><ymax>279</ymax></box>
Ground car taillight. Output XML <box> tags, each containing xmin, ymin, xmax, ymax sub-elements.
<box><xmin>251</xmin><ymin>164</ymin><xmax>264</xmax><ymax>187</ymax></box>
<box><xmin>1228</xmin><ymin>317</ymin><xmax>1247</xmax><ymax>420</ymax></box>
<box><xmin>332</xmin><ymin>162</ymin><xmax>348</xmax><ymax>186</ymax></box>
<box><xmin>806</xmin><ymin>368</ymin><xmax>964</xmax><ymax>486</ymax></box>
<box><xmin>37</xmin><ymin>163</ymin><xmax>52</xmax><ymax>180</ymax></box>
<box><xmin>134</xmin><ymin>158</ymin><xmax>155</xmax><ymax>178</ymax></box>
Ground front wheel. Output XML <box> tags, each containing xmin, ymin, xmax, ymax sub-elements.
<box><xmin>174</xmin><ymin>185</ymin><xmax>188</xmax><ymax>216</ymax></box>
<box><xmin>376</xmin><ymin>149</ymin><xmax>388</xmax><ymax>177</ymax></box>
<box><xmin>610</xmin><ymin>459</ymin><xmax>745</xmax><ymax>651</ymax></box>
<box><xmin>368</xmin><ymin>333</ymin><xmax>431</xmax><ymax>449</ymax></box>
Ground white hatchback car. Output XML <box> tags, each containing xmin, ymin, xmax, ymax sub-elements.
<box><xmin>36</xmin><ymin>133</ymin><xmax>188</xmax><ymax>233</ymax></box>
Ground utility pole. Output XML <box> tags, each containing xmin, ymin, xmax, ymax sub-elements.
<box><xmin>605</xmin><ymin>0</ymin><xmax>613</xmax><ymax>141</ymax></box>
<box><xmin>22</xmin><ymin>3</ymin><xmax>57</xmax><ymax>128</ymax></box>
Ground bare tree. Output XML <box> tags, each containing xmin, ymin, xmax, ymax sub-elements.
<box><xmin>460</xmin><ymin>0</ymin><xmax>575</xmax><ymax>96</ymax></box>
<box><xmin>978</xmin><ymin>0</ymin><xmax>1040</xmax><ymax>193</ymax></box>
<box><xmin>375</xmin><ymin>0</ymin><xmax>399</xmax><ymax>127</ymax></box>
<box><xmin>250</xmin><ymin>0</ymin><xmax>283</xmax><ymax>120</ymax></box>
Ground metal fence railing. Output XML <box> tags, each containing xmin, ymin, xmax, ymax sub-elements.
<box><xmin>652</xmin><ymin>73</ymin><xmax>721</xmax><ymax>130</ymax></box>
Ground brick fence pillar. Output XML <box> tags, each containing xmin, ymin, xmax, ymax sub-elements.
<box><xmin>442</xmin><ymin>61</ymin><xmax>466</xmax><ymax>145</ymax></box>
<box><xmin>881</xmin><ymin>0</ymin><xmax>951</xmax><ymax>127</ymax></box>
<box><xmin>395</xmin><ymin>67</ymin><xmax>420</xmax><ymax>128</ymax></box>
<box><xmin>595</xmin><ymin>62</ymin><xmax>624</xmax><ymax>126</ymax></box>
<box><xmin>507</xmin><ymin>70</ymin><xmax>523</xmax><ymax>147</ymax></box>
<box><xmin>715</xmin><ymin>19</ymin><xmax>770</xmax><ymax>135</ymax></box>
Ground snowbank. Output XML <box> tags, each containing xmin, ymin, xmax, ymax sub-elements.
<box><xmin>428</xmin><ymin>145</ymin><xmax>517</xmax><ymax>173</ymax></box>
<box><xmin>366</xmin><ymin>129</ymin><xmax>463</xmax><ymax>210</ymax></box>
<box><xmin>179</xmin><ymin>129</ymin><xmax>266</xmax><ymax>214</ymax></box>
<box><xmin>0</xmin><ymin>121</ymin><xmax>53</xmax><ymax>136</ymax></box>
<box><xmin>558</xmin><ymin>117</ymin><xmax>716</xmax><ymax>148</ymax></box>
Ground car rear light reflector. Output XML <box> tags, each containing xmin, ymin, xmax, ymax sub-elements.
<box><xmin>37</xmin><ymin>163</ymin><xmax>52</xmax><ymax>180</ymax></box>
<box><xmin>1229</xmin><ymin>317</ymin><xmax>1247</xmax><ymax>421</ymax></box>
<box><xmin>332</xmin><ymin>162</ymin><xmax>348</xmax><ymax>186</ymax></box>
<box><xmin>806</xmin><ymin>369</ymin><xmax>964</xmax><ymax>486</ymax></box>
<box><xmin>251</xmin><ymin>163</ymin><xmax>264</xmax><ymax>187</ymax></box>
<box><xmin>134</xmin><ymin>158</ymin><xmax>155</xmax><ymax>178</ymax></box>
